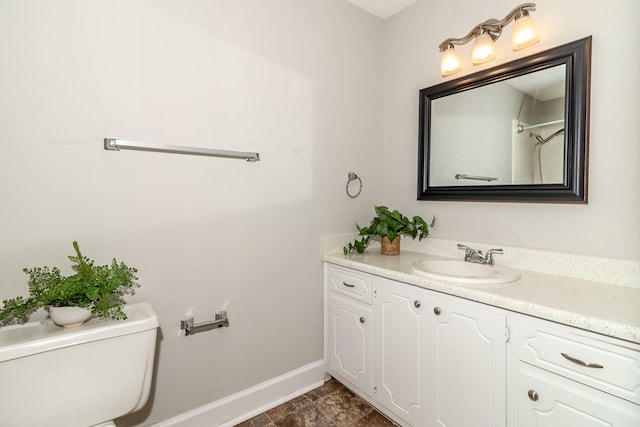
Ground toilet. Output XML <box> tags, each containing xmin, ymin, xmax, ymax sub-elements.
<box><xmin>0</xmin><ymin>301</ymin><xmax>159</xmax><ymax>427</ymax></box>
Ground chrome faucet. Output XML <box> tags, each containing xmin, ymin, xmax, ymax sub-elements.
<box><xmin>457</xmin><ymin>244</ymin><xmax>504</xmax><ymax>266</ymax></box>
<box><xmin>457</xmin><ymin>244</ymin><xmax>484</xmax><ymax>263</ymax></box>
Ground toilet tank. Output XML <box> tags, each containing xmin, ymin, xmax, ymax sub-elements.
<box><xmin>0</xmin><ymin>302</ymin><xmax>159</xmax><ymax>427</ymax></box>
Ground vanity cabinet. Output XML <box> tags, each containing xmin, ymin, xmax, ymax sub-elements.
<box><xmin>326</xmin><ymin>264</ymin><xmax>507</xmax><ymax>427</ymax></box>
<box><xmin>325</xmin><ymin>262</ymin><xmax>640</xmax><ymax>426</ymax></box>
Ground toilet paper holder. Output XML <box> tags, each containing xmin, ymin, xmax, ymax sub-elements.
<box><xmin>181</xmin><ymin>311</ymin><xmax>229</xmax><ymax>336</ymax></box>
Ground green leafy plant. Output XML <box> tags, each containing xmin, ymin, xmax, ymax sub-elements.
<box><xmin>344</xmin><ymin>206</ymin><xmax>435</xmax><ymax>254</ymax></box>
<box><xmin>0</xmin><ymin>241</ymin><xmax>138</xmax><ymax>324</ymax></box>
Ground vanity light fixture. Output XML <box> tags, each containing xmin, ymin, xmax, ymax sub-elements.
<box><xmin>440</xmin><ymin>43</ymin><xmax>462</xmax><ymax>76</ymax></box>
<box><xmin>471</xmin><ymin>30</ymin><xmax>497</xmax><ymax>64</ymax></box>
<box><xmin>438</xmin><ymin>3</ymin><xmax>540</xmax><ymax>76</ymax></box>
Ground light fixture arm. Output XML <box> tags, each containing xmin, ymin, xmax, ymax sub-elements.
<box><xmin>438</xmin><ymin>3</ymin><xmax>536</xmax><ymax>51</ymax></box>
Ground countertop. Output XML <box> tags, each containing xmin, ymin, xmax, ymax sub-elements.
<box><xmin>324</xmin><ymin>250</ymin><xmax>640</xmax><ymax>345</ymax></box>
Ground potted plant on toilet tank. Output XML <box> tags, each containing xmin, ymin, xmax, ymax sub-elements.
<box><xmin>344</xmin><ymin>205</ymin><xmax>435</xmax><ymax>255</ymax></box>
<box><xmin>0</xmin><ymin>241</ymin><xmax>138</xmax><ymax>327</ymax></box>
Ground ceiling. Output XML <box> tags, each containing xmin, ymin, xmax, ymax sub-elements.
<box><xmin>346</xmin><ymin>0</ymin><xmax>416</xmax><ymax>19</ymax></box>
<box><xmin>506</xmin><ymin>65</ymin><xmax>566</xmax><ymax>102</ymax></box>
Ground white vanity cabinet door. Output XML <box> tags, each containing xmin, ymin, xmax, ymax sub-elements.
<box><xmin>374</xmin><ymin>277</ymin><xmax>428</xmax><ymax>427</ymax></box>
<box><xmin>328</xmin><ymin>293</ymin><xmax>374</xmax><ymax>396</ymax></box>
<box><xmin>425</xmin><ymin>292</ymin><xmax>507</xmax><ymax>427</ymax></box>
<box><xmin>518</xmin><ymin>363</ymin><xmax>640</xmax><ymax>427</ymax></box>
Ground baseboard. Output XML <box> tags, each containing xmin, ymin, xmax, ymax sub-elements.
<box><xmin>152</xmin><ymin>360</ymin><xmax>326</xmax><ymax>427</ymax></box>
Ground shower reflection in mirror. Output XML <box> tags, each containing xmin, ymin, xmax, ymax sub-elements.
<box><xmin>512</xmin><ymin>67</ymin><xmax>565</xmax><ymax>184</ymax></box>
<box><xmin>511</xmin><ymin>64</ymin><xmax>566</xmax><ymax>185</ymax></box>
<box><xmin>513</xmin><ymin>120</ymin><xmax>565</xmax><ymax>185</ymax></box>
<box><xmin>428</xmin><ymin>64</ymin><xmax>566</xmax><ymax>187</ymax></box>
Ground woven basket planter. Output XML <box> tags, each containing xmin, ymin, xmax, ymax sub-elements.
<box><xmin>381</xmin><ymin>235</ymin><xmax>401</xmax><ymax>255</ymax></box>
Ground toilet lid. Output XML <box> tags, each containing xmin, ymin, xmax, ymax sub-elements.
<box><xmin>0</xmin><ymin>301</ymin><xmax>158</xmax><ymax>362</ymax></box>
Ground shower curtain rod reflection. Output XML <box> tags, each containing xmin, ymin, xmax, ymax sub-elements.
<box><xmin>103</xmin><ymin>138</ymin><xmax>260</xmax><ymax>162</ymax></box>
<box><xmin>516</xmin><ymin>119</ymin><xmax>564</xmax><ymax>133</ymax></box>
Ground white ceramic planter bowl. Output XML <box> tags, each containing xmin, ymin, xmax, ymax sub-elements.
<box><xmin>49</xmin><ymin>306</ymin><xmax>92</xmax><ymax>327</ymax></box>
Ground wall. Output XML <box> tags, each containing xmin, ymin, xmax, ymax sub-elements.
<box><xmin>0</xmin><ymin>0</ymin><xmax>382</xmax><ymax>424</ymax></box>
<box><xmin>382</xmin><ymin>0</ymin><xmax>640</xmax><ymax>260</ymax></box>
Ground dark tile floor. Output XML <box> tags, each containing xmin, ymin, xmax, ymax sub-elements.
<box><xmin>234</xmin><ymin>377</ymin><xmax>397</xmax><ymax>427</ymax></box>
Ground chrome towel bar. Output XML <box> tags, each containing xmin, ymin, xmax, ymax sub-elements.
<box><xmin>455</xmin><ymin>174</ymin><xmax>497</xmax><ymax>182</ymax></box>
<box><xmin>104</xmin><ymin>138</ymin><xmax>260</xmax><ymax>162</ymax></box>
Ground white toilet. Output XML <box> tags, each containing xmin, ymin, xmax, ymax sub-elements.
<box><xmin>0</xmin><ymin>301</ymin><xmax>159</xmax><ymax>427</ymax></box>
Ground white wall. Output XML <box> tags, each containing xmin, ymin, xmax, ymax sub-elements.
<box><xmin>382</xmin><ymin>0</ymin><xmax>640</xmax><ymax>260</ymax></box>
<box><xmin>0</xmin><ymin>0</ymin><xmax>382</xmax><ymax>424</ymax></box>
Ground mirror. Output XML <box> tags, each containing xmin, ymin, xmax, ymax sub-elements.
<box><xmin>418</xmin><ymin>37</ymin><xmax>591</xmax><ymax>202</ymax></box>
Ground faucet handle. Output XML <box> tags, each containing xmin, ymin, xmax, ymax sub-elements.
<box><xmin>483</xmin><ymin>248</ymin><xmax>504</xmax><ymax>265</ymax></box>
<box><xmin>457</xmin><ymin>244</ymin><xmax>474</xmax><ymax>253</ymax></box>
<box><xmin>457</xmin><ymin>244</ymin><xmax>480</xmax><ymax>262</ymax></box>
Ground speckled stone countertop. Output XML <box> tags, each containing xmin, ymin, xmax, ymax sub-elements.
<box><xmin>323</xmin><ymin>237</ymin><xmax>640</xmax><ymax>345</ymax></box>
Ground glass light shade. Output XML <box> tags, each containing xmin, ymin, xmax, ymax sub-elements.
<box><xmin>472</xmin><ymin>32</ymin><xmax>496</xmax><ymax>65</ymax></box>
<box><xmin>512</xmin><ymin>14</ymin><xmax>540</xmax><ymax>50</ymax></box>
<box><xmin>440</xmin><ymin>46</ymin><xmax>462</xmax><ymax>76</ymax></box>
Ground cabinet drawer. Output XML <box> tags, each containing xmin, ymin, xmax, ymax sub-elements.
<box><xmin>516</xmin><ymin>318</ymin><xmax>640</xmax><ymax>404</ymax></box>
<box><xmin>327</xmin><ymin>265</ymin><xmax>373</xmax><ymax>304</ymax></box>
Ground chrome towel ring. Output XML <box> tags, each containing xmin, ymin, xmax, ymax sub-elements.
<box><xmin>346</xmin><ymin>172</ymin><xmax>362</xmax><ymax>198</ymax></box>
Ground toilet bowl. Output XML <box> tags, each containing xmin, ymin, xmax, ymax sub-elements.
<box><xmin>0</xmin><ymin>301</ymin><xmax>159</xmax><ymax>427</ymax></box>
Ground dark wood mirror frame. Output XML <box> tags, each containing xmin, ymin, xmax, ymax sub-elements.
<box><xmin>418</xmin><ymin>36</ymin><xmax>591</xmax><ymax>203</ymax></box>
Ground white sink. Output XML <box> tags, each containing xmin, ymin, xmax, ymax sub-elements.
<box><xmin>411</xmin><ymin>260</ymin><xmax>520</xmax><ymax>284</ymax></box>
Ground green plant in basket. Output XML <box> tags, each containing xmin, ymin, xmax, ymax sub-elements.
<box><xmin>0</xmin><ymin>241</ymin><xmax>138</xmax><ymax>324</ymax></box>
<box><xmin>344</xmin><ymin>206</ymin><xmax>435</xmax><ymax>255</ymax></box>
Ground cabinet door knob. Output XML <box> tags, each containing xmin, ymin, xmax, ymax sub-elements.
<box><xmin>414</xmin><ymin>300</ymin><xmax>421</xmax><ymax>308</ymax></box>
<box><xmin>359</xmin><ymin>316</ymin><xmax>365</xmax><ymax>324</ymax></box>
<box><xmin>528</xmin><ymin>390</ymin><xmax>539</xmax><ymax>401</ymax></box>
<box><xmin>434</xmin><ymin>307</ymin><xmax>441</xmax><ymax>315</ymax></box>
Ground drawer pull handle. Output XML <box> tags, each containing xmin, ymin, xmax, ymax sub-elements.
<box><xmin>434</xmin><ymin>307</ymin><xmax>441</xmax><ymax>315</ymax></box>
<box><xmin>359</xmin><ymin>316</ymin><xmax>365</xmax><ymax>324</ymax></box>
<box><xmin>561</xmin><ymin>352</ymin><xmax>604</xmax><ymax>369</ymax></box>
<box><xmin>414</xmin><ymin>300</ymin><xmax>421</xmax><ymax>308</ymax></box>
<box><xmin>342</xmin><ymin>282</ymin><xmax>355</xmax><ymax>288</ymax></box>
<box><xmin>528</xmin><ymin>390</ymin><xmax>539</xmax><ymax>401</ymax></box>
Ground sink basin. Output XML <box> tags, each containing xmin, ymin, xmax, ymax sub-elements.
<box><xmin>411</xmin><ymin>260</ymin><xmax>520</xmax><ymax>284</ymax></box>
